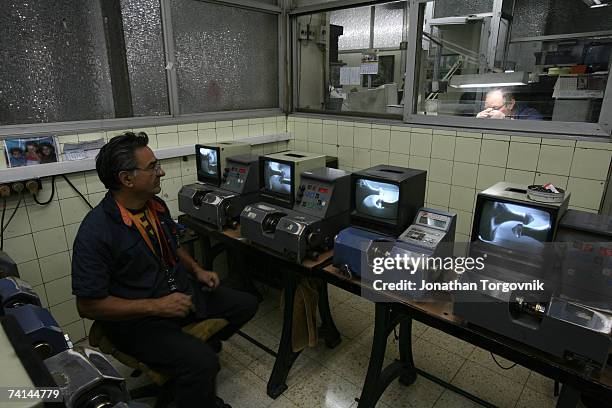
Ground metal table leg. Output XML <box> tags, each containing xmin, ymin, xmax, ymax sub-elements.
<box><xmin>267</xmin><ymin>270</ymin><xmax>301</xmax><ymax>399</ymax></box>
<box><xmin>318</xmin><ymin>281</ymin><xmax>341</xmax><ymax>349</ymax></box>
<box><xmin>556</xmin><ymin>385</ymin><xmax>580</xmax><ymax>408</ymax></box>
<box><xmin>198</xmin><ymin>236</ymin><xmax>213</xmax><ymax>270</ymax></box>
<box><xmin>397</xmin><ymin>317</ymin><xmax>418</xmax><ymax>386</ymax></box>
<box><xmin>358</xmin><ymin>303</ymin><xmax>413</xmax><ymax>408</ymax></box>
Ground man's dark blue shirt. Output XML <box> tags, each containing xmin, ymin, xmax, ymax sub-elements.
<box><xmin>71</xmin><ymin>192</ymin><xmax>196</xmax><ymax>303</ymax></box>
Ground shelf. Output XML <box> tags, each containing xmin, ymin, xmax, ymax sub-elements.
<box><xmin>0</xmin><ymin>132</ymin><xmax>293</xmax><ymax>184</ymax></box>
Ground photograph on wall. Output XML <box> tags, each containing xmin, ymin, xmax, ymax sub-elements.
<box><xmin>3</xmin><ymin>136</ymin><xmax>59</xmax><ymax>167</ymax></box>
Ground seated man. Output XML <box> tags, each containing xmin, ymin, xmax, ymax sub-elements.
<box><xmin>476</xmin><ymin>88</ymin><xmax>542</xmax><ymax>120</ymax></box>
<box><xmin>72</xmin><ymin>132</ymin><xmax>258</xmax><ymax>408</ymax></box>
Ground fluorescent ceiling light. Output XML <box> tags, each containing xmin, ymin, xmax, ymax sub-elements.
<box><xmin>582</xmin><ymin>0</ymin><xmax>609</xmax><ymax>7</ymax></box>
<box><xmin>449</xmin><ymin>72</ymin><xmax>529</xmax><ymax>89</ymax></box>
<box><xmin>452</xmin><ymin>82</ymin><xmax>526</xmax><ymax>88</ymax></box>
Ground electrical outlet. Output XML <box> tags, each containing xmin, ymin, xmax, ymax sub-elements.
<box><xmin>0</xmin><ymin>185</ymin><xmax>10</xmax><ymax>197</ymax></box>
<box><xmin>25</xmin><ymin>179</ymin><xmax>42</xmax><ymax>194</ymax></box>
<box><xmin>11</xmin><ymin>182</ymin><xmax>24</xmax><ymax>194</ymax></box>
<box><xmin>0</xmin><ymin>179</ymin><xmax>41</xmax><ymax>197</ymax></box>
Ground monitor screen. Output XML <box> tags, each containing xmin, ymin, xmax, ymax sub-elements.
<box><xmin>355</xmin><ymin>178</ymin><xmax>399</xmax><ymax>220</ymax></box>
<box><xmin>418</xmin><ymin>213</ymin><xmax>448</xmax><ymax>229</ymax></box>
<box><xmin>477</xmin><ymin>201</ymin><xmax>552</xmax><ymax>253</ymax></box>
<box><xmin>197</xmin><ymin>147</ymin><xmax>219</xmax><ymax>180</ymax></box>
<box><xmin>263</xmin><ymin>160</ymin><xmax>292</xmax><ymax>195</ymax></box>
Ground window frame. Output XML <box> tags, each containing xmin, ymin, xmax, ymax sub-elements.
<box><xmin>404</xmin><ymin>0</ymin><xmax>612</xmax><ymax>137</ymax></box>
<box><xmin>290</xmin><ymin>0</ymin><xmax>409</xmax><ymax>118</ymax></box>
<box><xmin>0</xmin><ymin>0</ymin><xmax>285</xmax><ymax>138</ymax></box>
<box><xmin>290</xmin><ymin>0</ymin><xmax>612</xmax><ymax>138</ymax></box>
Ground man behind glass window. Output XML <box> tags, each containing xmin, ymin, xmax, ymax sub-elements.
<box><xmin>476</xmin><ymin>88</ymin><xmax>542</xmax><ymax>120</ymax></box>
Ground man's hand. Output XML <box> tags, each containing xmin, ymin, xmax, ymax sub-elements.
<box><xmin>476</xmin><ymin>108</ymin><xmax>492</xmax><ymax>118</ymax></box>
<box><xmin>151</xmin><ymin>292</ymin><xmax>193</xmax><ymax>318</ymax></box>
<box><xmin>477</xmin><ymin>108</ymin><xmax>506</xmax><ymax>119</ymax></box>
<box><xmin>195</xmin><ymin>266</ymin><xmax>220</xmax><ymax>289</ymax></box>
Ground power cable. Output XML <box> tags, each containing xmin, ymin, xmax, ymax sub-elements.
<box><xmin>61</xmin><ymin>175</ymin><xmax>93</xmax><ymax>210</ymax></box>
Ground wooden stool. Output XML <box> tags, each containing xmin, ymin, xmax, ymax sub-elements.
<box><xmin>88</xmin><ymin>318</ymin><xmax>228</xmax><ymax>407</ymax></box>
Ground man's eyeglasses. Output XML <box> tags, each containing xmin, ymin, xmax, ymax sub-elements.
<box><xmin>131</xmin><ymin>163</ymin><xmax>163</xmax><ymax>175</ymax></box>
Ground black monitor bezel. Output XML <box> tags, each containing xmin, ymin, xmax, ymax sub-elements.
<box><xmin>350</xmin><ymin>174</ymin><xmax>403</xmax><ymax>235</ymax></box>
<box><xmin>195</xmin><ymin>144</ymin><xmax>221</xmax><ymax>186</ymax></box>
<box><xmin>259</xmin><ymin>157</ymin><xmax>296</xmax><ymax>208</ymax></box>
<box><xmin>470</xmin><ymin>195</ymin><xmax>560</xmax><ymax>270</ymax></box>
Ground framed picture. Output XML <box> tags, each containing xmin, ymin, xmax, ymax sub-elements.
<box><xmin>3</xmin><ymin>136</ymin><xmax>59</xmax><ymax>168</ymax></box>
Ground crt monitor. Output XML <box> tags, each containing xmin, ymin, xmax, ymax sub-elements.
<box><xmin>259</xmin><ymin>151</ymin><xmax>326</xmax><ymax>209</ymax></box>
<box><xmin>260</xmin><ymin>158</ymin><xmax>295</xmax><ymax>208</ymax></box>
<box><xmin>350</xmin><ymin>165</ymin><xmax>427</xmax><ymax>237</ymax></box>
<box><xmin>474</xmin><ymin>200</ymin><xmax>553</xmax><ymax>254</ymax></box>
<box><xmin>470</xmin><ymin>182</ymin><xmax>569</xmax><ymax>266</ymax></box>
<box><xmin>195</xmin><ymin>142</ymin><xmax>251</xmax><ymax>186</ymax></box>
<box><xmin>196</xmin><ymin>145</ymin><xmax>220</xmax><ymax>185</ymax></box>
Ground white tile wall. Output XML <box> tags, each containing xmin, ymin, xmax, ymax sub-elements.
<box><xmin>429</xmin><ymin>159</ymin><xmax>453</xmax><ymax>184</ymax></box>
<box><xmin>390</xmin><ymin>130</ymin><xmax>410</xmax><ymax>153</ymax></box>
<box><xmin>451</xmin><ymin>163</ymin><xmax>478</xmax><ymax>188</ymax></box>
<box><xmin>18</xmin><ymin>260</ymin><xmax>43</xmax><ymax>287</ymax></box>
<box><xmin>40</xmin><ymin>251</ymin><xmax>71</xmax><ymax>283</ymax></box>
<box><xmin>410</xmin><ymin>133</ymin><xmax>432</xmax><ymax>157</ymax></box>
<box><xmin>33</xmin><ymin>227</ymin><xmax>68</xmax><ymax>258</ymax></box>
<box><xmin>60</xmin><ymin>197</ymin><xmax>91</xmax><ymax>225</ymax></box>
<box><xmin>389</xmin><ymin>152</ymin><xmax>409</xmax><ymax>167</ymax></box>
<box><xmin>479</xmin><ymin>140</ymin><xmax>509</xmax><ymax>167</ymax></box>
<box><xmin>4</xmin><ymin>234</ymin><xmax>37</xmax><ymax>263</ymax></box>
<box><xmin>537</xmin><ymin>145</ymin><xmax>573</xmax><ymax>176</ymax></box>
<box><xmin>431</xmin><ymin>134</ymin><xmax>455</xmax><ymax>160</ymax></box>
<box><xmin>322</xmin><ymin>124</ymin><xmax>338</xmax><ymax>145</ymax></box>
<box><xmin>4</xmin><ymin>206</ymin><xmax>31</xmax><ymax>239</ymax></box>
<box><xmin>454</xmin><ymin>138</ymin><xmax>482</xmax><ymax>163</ymax></box>
<box><xmin>353</xmin><ymin>127</ymin><xmax>372</xmax><ymax>149</ymax></box>
<box><xmin>371</xmin><ymin>128</ymin><xmax>390</xmax><ymax>151</ymax></box>
<box><xmin>476</xmin><ymin>165</ymin><xmax>506</xmax><ymax>191</ymax></box>
<box><xmin>507</xmin><ymin>143</ymin><xmax>540</xmax><ymax>171</ymax></box>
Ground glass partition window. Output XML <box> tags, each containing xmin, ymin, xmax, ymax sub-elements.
<box><xmin>0</xmin><ymin>0</ymin><xmax>279</xmax><ymax>127</ymax></box>
<box><xmin>171</xmin><ymin>0</ymin><xmax>279</xmax><ymax>114</ymax></box>
<box><xmin>0</xmin><ymin>0</ymin><xmax>169</xmax><ymax>125</ymax></box>
<box><xmin>414</xmin><ymin>0</ymin><xmax>611</xmax><ymax>123</ymax></box>
<box><xmin>296</xmin><ymin>1</ymin><xmax>407</xmax><ymax>119</ymax></box>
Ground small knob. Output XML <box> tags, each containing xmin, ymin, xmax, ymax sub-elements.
<box><xmin>308</xmin><ymin>250</ymin><xmax>319</xmax><ymax>260</ymax></box>
<box><xmin>231</xmin><ymin>220</ymin><xmax>239</xmax><ymax>229</ymax></box>
<box><xmin>307</xmin><ymin>232</ymin><xmax>322</xmax><ymax>248</ymax></box>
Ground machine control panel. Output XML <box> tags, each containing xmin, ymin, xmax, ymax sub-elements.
<box><xmin>399</xmin><ymin>225</ymin><xmax>447</xmax><ymax>249</ymax></box>
<box><xmin>296</xmin><ymin>182</ymin><xmax>334</xmax><ymax>214</ymax></box>
<box><xmin>223</xmin><ymin>164</ymin><xmax>250</xmax><ymax>191</ymax></box>
<box><xmin>415</xmin><ymin>210</ymin><xmax>452</xmax><ymax>231</ymax></box>
<box><xmin>397</xmin><ymin>209</ymin><xmax>456</xmax><ymax>250</ymax></box>
<box><xmin>293</xmin><ymin>167</ymin><xmax>351</xmax><ymax>218</ymax></box>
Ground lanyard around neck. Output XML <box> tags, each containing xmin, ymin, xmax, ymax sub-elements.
<box><xmin>122</xmin><ymin>203</ymin><xmax>176</xmax><ymax>268</ymax></box>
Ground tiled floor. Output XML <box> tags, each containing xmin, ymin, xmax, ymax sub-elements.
<box><xmin>83</xmin><ymin>284</ymin><xmax>582</xmax><ymax>408</ymax></box>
